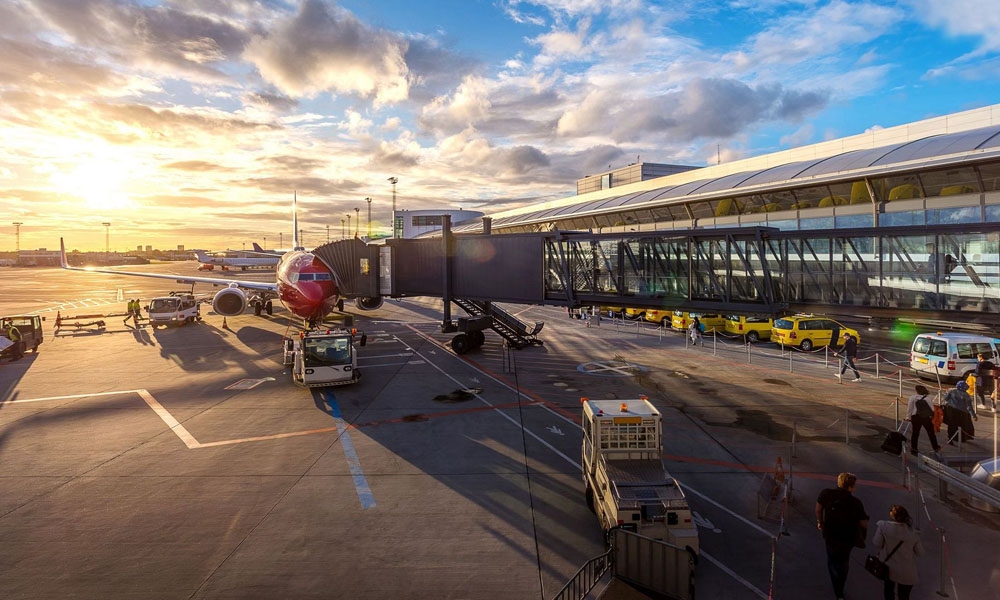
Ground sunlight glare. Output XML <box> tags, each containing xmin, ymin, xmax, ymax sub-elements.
<box><xmin>51</xmin><ymin>159</ymin><xmax>134</xmax><ymax>211</ymax></box>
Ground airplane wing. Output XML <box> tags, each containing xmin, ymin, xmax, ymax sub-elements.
<box><xmin>59</xmin><ymin>238</ymin><xmax>277</xmax><ymax>292</ymax></box>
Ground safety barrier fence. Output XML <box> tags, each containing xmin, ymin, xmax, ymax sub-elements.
<box><xmin>549</xmin><ymin>546</ymin><xmax>613</xmax><ymax>600</ymax></box>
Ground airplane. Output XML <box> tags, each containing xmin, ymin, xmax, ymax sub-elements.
<box><xmin>251</xmin><ymin>242</ymin><xmax>284</xmax><ymax>257</ymax></box>
<box><xmin>192</xmin><ymin>249</ymin><xmax>280</xmax><ymax>271</ymax></box>
<box><xmin>59</xmin><ymin>194</ymin><xmax>383</xmax><ymax>327</ymax></box>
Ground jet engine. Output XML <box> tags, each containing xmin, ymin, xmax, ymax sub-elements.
<box><xmin>355</xmin><ymin>296</ymin><xmax>384</xmax><ymax>311</ymax></box>
<box><xmin>213</xmin><ymin>286</ymin><xmax>248</xmax><ymax>316</ymax></box>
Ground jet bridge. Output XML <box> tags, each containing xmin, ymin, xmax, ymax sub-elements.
<box><xmin>312</xmin><ymin>222</ymin><xmax>1000</xmax><ymax>351</ymax></box>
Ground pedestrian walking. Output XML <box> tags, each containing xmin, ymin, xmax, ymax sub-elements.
<box><xmin>942</xmin><ymin>380</ymin><xmax>976</xmax><ymax>444</ymax></box>
<box><xmin>872</xmin><ymin>505</ymin><xmax>923</xmax><ymax>600</ymax></box>
<box><xmin>833</xmin><ymin>332</ymin><xmax>861</xmax><ymax>382</ymax></box>
<box><xmin>816</xmin><ymin>472</ymin><xmax>869</xmax><ymax>600</ymax></box>
<box><xmin>906</xmin><ymin>384</ymin><xmax>942</xmax><ymax>457</ymax></box>
<box><xmin>124</xmin><ymin>299</ymin><xmax>136</xmax><ymax>326</ymax></box>
<box><xmin>132</xmin><ymin>298</ymin><xmax>143</xmax><ymax>328</ymax></box>
<box><xmin>974</xmin><ymin>352</ymin><xmax>996</xmax><ymax>411</ymax></box>
<box><xmin>688</xmin><ymin>317</ymin><xmax>703</xmax><ymax>346</ymax></box>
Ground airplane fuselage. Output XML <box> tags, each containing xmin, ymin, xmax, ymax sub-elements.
<box><xmin>275</xmin><ymin>251</ymin><xmax>338</xmax><ymax>324</ymax></box>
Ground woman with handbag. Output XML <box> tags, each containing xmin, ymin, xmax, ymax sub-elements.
<box><xmin>872</xmin><ymin>505</ymin><xmax>924</xmax><ymax>599</ymax></box>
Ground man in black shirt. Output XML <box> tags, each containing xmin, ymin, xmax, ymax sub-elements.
<box><xmin>834</xmin><ymin>332</ymin><xmax>861</xmax><ymax>382</ymax></box>
<box><xmin>975</xmin><ymin>353</ymin><xmax>996</xmax><ymax>411</ymax></box>
<box><xmin>816</xmin><ymin>472</ymin><xmax>869</xmax><ymax>600</ymax></box>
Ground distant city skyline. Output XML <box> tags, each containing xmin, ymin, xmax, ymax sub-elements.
<box><xmin>3</xmin><ymin>0</ymin><xmax>1000</xmax><ymax>251</ymax></box>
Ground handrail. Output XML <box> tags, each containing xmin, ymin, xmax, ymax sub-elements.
<box><xmin>550</xmin><ymin>547</ymin><xmax>613</xmax><ymax>600</ymax></box>
<box><xmin>918</xmin><ymin>454</ymin><xmax>1000</xmax><ymax>508</ymax></box>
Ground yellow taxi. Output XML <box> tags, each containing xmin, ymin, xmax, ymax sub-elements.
<box><xmin>670</xmin><ymin>311</ymin><xmax>724</xmax><ymax>332</ymax></box>
<box><xmin>600</xmin><ymin>306</ymin><xmax>626</xmax><ymax>318</ymax></box>
<box><xmin>724</xmin><ymin>315</ymin><xmax>774</xmax><ymax>343</ymax></box>
<box><xmin>770</xmin><ymin>315</ymin><xmax>860</xmax><ymax>351</ymax></box>
<box><xmin>624</xmin><ymin>307</ymin><xmax>647</xmax><ymax>320</ymax></box>
<box><xmin>643</xmin><ymin>309</ymin><xmax>673</xmax><ymax>325</ymax></box>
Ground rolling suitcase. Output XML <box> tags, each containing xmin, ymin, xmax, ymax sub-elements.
<box><xmin>881</xmin><ymin>421</ymin><xmax>910</xmax><ymax>456</ymax></box>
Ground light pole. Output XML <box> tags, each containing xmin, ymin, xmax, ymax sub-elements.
<box><xmin>346</xmin><ymin>214</ymin><xmax>351</xmax><ymax>239</ymax></box>
<box><xmin>354</xmin><ymin>207</ymin><xmax>360</xmax><ymax>238</ymax></box>
<box><xmin>101</xmin><ymin>222</ymin><xmax>111</xmax><ymax>256</ymax></box>
<box><xmin>341</xmin><ymin>218</ymin><xmax>346</xmax><ymax>239</ymax></box>
<box><xmin>326</xmin><ymin>224</ymin><xmax>330</xmax><ymax>243</ymax></box>
<box><xmin>387</xmin><ymin>176</ymin><xmax>398</xmax><ymax>237</ymax></box>
<box><xmin>263</xmin><ymin>236</ymin><xmax>267</xmax><ymax>250</ymax></box>
<box><xmin>366</xmin><ymin>197</ymin><xmax>372</xmax><ymax>239</ymax></box>
<box><xmin>12</xmin><ymin>222</ymin><xmax>22</xmax><ymax>253</ymax></box>
<box><xmin>279</xmin><ymin>232</ymin><xmax>283</xmax><ymax>249</ymax></box>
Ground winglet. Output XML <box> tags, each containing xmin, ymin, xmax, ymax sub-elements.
<box><xmin>59</xmin><ymin>238</ymin><xmax>68</xmax><ymax>269</ymax></box>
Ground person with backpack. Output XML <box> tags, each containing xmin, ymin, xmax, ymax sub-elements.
<box><xmin>815</xmin><ymin>472</ymin><xmax>870</xmax><ymax>600</ymax></box>
<box><xmin>688</xmin><ymin>317</ymin><xmax>703</xmax><ymax>346</ymax></box>
<box><xmin>907</xmin><ymin>384</ymin><xmax>942</xmax><ymax>457</ymax></box>
<box><xmin>974</xmin><ymin>352</ymin><xmax>996</xmax><ymax>411</ymax></box>
<box><xmin>943</xmin><ymin>380</ymin><xmax>977</xmax><ymax>444</ymax></box>
<box><xmin>872</xmin><ymin>505</ymin><xmax>923</xmax><ymax>600</ymax></box>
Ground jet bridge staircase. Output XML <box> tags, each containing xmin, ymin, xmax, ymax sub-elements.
<box><xmin>450</xmin><ymin>298</ymin><xmax>544</xmax><ymax>354</ymax></box>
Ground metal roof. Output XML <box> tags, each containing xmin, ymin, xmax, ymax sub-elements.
<box><xmin>447</xmin><ymin>123</ymin><xmax>1000</xmax><ymax>233</ymax></box>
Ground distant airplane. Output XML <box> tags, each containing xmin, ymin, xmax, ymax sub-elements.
<box><xmin>59</xmin><ymin>194</ymin><xmax>382</xmax><ymax>326</ymax></box>
<box><xmin>192</xmin><ymin>249</ymin><xmax>280</xmax><ymax>271</ymax></box>
<box><xmin>251</xmin><ymin>242</ymin><xmax>284</xmax><ymax>256</ymax></box>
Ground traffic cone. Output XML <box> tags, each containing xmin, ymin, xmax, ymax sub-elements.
<box><xmin>222</xmin><ymin>316</ymin><xmax>229</xmax><ymax>330</ymax></box>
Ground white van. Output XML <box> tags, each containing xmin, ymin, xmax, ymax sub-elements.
<box><xmin>910</xmin><ymin>333</ymin><xmax>1000</xmax><ymax>381</ymax></box>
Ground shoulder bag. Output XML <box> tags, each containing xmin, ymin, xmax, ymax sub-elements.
<box><xmin>865</xmin><ymin>540</ymin><xmax>904</xmax><ymax>581</ymax></box>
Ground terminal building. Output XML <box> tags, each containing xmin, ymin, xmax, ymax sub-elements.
<box><xmin>376</xmin><ymin>104</ymin><xmax>1000</xmax><ymax>328</ymax></box>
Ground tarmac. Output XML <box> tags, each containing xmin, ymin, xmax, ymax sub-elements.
<box><xmin>1</xmin><ymin>264</ymin><xmax>998</xmax><ymax>599</ymax></box>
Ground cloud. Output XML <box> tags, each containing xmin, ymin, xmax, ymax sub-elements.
<box><xmin>244</xmin><ymin>0</ymin><xmax>411</xmax><ymax>105</ymax></box>
<box><xmin>557</xmin><ymin>78</ymin><xmax>828</xmax><ymax>143</ymax></box>
<box><xmin>162</xmin><ymin>160</ymin><xmax>233</xmax><ymax>172</ymax></box>
<box><xmin>905</xmin><ymin>0</ymin><xmax>1000</xmax><ymax>54</ymax></box>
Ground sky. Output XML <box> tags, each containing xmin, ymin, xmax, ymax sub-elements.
<box><xmin>3</xmin><ymin>0</ymin><xmax>1000</xmax><ymax>252</ymax></box>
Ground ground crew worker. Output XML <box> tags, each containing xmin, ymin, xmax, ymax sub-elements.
<box><xmin>124</xmin><ymin>299</ymin><xmax>135</xmax><ymax>326</ymax></box>
<box><xmin>7</xmin><ymin>323</ymin><xmax>23</xmax><ymax>360</ymax></box>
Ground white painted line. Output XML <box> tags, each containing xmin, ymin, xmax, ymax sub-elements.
<box><xmin>682</xmin><ymin>484</ymin><xmax>776</xmax><ymax>538</ymax></box>
<box><xmin>399</xmin><ymin>333</ymin><xmax>581</xmax><ymax>470</ymax></box>
<box><xmin>699</xmin><ymin>550</ymin><xmax>768</xmax><ymax>599</ymax></box>
<box><xmin>136</xmin><ymin>389</ymin><xmax>201</xmax><ymax>449</ymax></box>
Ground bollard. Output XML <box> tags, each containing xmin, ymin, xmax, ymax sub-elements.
<box><xmin>837</xmin><ymin>357</ymin><xmax>843</xmax><ymax>383</ymax></box>
<box><xmin>712</xmin><ymin>330</ymin><xmax>717</xmax><ymax>356</ymax></box>
<box><xmin>825</xmin><ymin>345</ymin><xmax>829</xmax><ymax>368</ymax></box>
<box><xmin>747</xmin><ymin>341</ymin><xmax>752</xmax><ymax>366</ymax></box>
<box><xmin>899</xmin><ymin>370</ymin><xmax>903</xmax><ymax>398</ymax></box>
<box><xmin>895</xmin><ymin>397</ymin><xmax>900</xmax><ymax>429</ymax></box>
<box><xmin>937</xmin><ymin>528</ymin><xmax>949</xmax><ymax>598</ymax></box>
<box><xmin>875</xmin><ymin>352</ymin><xmax>880</xmax><ymax>380</ymax></box>
<box><xmin>789</xmin><ymin>349</ymin><xmax>793</xmax><ymax>373</ymax></box>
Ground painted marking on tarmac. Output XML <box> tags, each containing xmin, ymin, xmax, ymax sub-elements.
<box><xmin>576</xmin><ymin>360</ymin><xmax>647</xmax><ymax>377</ymax></box>
<box><xmin>699</xmin><ymin>550</ymin><xmax>768</xmax><ymax>599</ymax></box>
<box><xmin>682</xmin><ymin>484</ymin><xmax>774</xmax><ymax>538</ymax></box>
<box><xmin>319</xmin><ymin>389</ymin><xmax>376</xmax><ymax>510</ymax></box>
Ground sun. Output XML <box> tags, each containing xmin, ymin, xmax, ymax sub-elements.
<box><xmin>51</xmin><ymin>159</ymin><xmax>134</xmax><ymax>211</ymax></box>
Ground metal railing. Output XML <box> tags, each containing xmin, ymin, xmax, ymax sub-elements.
<box><xmin>918</xmin><ymin>454</ymin><xmax>1000</xmax><ymax>509</ymax></box>
<box><xmin>549</xmin><ymin>547</ymin><xmax>613</xmax><ymax>600</ymax></box>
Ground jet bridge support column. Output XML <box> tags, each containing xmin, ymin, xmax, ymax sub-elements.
<box><xmin>441</xmin><ymin>215</ymin><xmax>457</xmax><ymax>333</ymax></box>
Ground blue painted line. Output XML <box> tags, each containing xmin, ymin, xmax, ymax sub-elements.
<box><xmin>320</xmin><ymin>390</ymin><xmax>376</xmax><ymax>510</ymax></box>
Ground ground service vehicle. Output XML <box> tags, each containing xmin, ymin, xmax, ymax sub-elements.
<box><xmin>910</xmin><ymin>332</ymin><xmax>1000</xmax><ymax>382</ymax></box>
<box><xmin>1</xmin><ymin>315</ymin><xmax>43</xmax><ymax>359</ymax></box>
<box><xmin>283</xmin><ymin>327</ymin><xmax>367</xmax><ymax>387</ymax></box>
<box><xmin>724</xmin><ymin>315</ymin><xmax>774</xmax><ymax>342</ymax></box>
<box><xmin>581</xmin><ymin>397</ymin><xmax>699</xmax><ymax>554</ymax></box>
<box><xmin>771</xmin><ymin>314</ymin><xmax>860</xmax><ymax>351</ymax></box>
<box><xmin>147</xmin><ymin>293</ymin><xmax>202</xmax><ymax>327</ymax></box>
